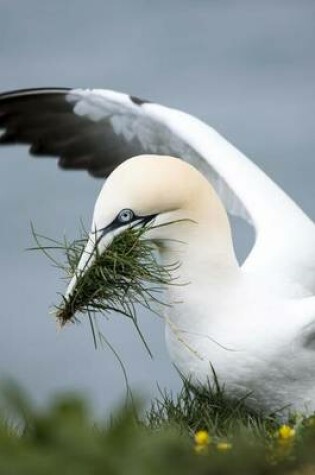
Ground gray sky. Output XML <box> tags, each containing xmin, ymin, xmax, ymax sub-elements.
<box><xmin>0</xmin><ymin>0</ymin><xmax>314</xmax><ymax>415</ymax></box>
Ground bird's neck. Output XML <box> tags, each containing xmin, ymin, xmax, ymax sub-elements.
<box><xmin>158</xmin><ymin>187</ymin><xmax>240</xmax><ymax>286</ymax></box>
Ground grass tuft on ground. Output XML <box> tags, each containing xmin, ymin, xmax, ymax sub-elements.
<box><xmin>147</xmin><ymin>376</ymin><xmax>277</xmax><ymax>440</ymax></box>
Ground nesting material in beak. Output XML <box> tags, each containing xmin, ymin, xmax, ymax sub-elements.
<box><xmin>37</xmin><ymin>222</ymin><xmax>180</xmax><ymax>328</ymax></box>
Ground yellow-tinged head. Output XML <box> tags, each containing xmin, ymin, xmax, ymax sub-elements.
<box><xmin>94</xmin><ymin>155</ymin><xmax>218</xmax><ymax>225</ymax></box>
<box><xmin>65</xmin><ymin>155</ymin><xmax>238</xmax><ymax>299</ymax></box>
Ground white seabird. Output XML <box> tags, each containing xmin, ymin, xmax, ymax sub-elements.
<box><xmin>0</xmin><ymin>88</ymin><xmax>314</xmax><ymax>414</ymax></box>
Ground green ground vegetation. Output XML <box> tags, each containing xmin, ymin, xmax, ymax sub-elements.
<box><xmin>0</xmin><ymin>380</ymin><xmax>314</xmax><ymax>475</ymax></box>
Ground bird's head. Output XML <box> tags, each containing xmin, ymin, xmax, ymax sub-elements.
<box><xmin>65</xmin><ymin>154</ymin><xmax>230</xmax><ymax>298</ymax></box>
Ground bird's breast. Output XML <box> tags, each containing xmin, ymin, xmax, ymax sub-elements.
<box><xmin>163</xmin><ymin>282</ymin><xmax>315</xmax><ymax>414</ymax></box>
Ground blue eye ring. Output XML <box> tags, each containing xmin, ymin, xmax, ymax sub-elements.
<box><xmin>118</xmin><ymin>208</ymin><xmax>134</xmax><ymax>224</ymax></box>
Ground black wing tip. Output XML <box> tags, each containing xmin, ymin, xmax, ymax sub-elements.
<box><xmin>0</xmin><ymin>87</ymin><xmax>73</xmax><ymax>101</ymax></box>
<box><xmin>129</xmin><ymin>95</ymin><xmax>151</xmax><ymax>106</ymax></box>
<box><xmin>0</xmin><ymin>89</ymin><xmax>151</xmax><ymax>108</ymax></box>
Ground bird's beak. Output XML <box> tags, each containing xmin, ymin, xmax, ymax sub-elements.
<box><xmin>64</xmin><ymin>226</ymin><xmax>116</xmax><ymax>300</ymax></box>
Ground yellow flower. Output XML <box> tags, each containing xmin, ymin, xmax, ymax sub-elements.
<box><xmin>217</xmin><ymin>442</ymin><xmax>232</xmax><ymax>451</ymax></box>
<box><xmin>194</xmin><ymin>430</ymin><xmax>211</xmax><ymax>446</ymax></box>
<box><xmin>278</xmin><ymin>425</ymin><xmax>296</xmax><ymax>440</ymax></box>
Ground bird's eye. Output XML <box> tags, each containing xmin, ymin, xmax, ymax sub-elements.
<box><xmin>118</xmin><ymin>208</ymin><xmax>134</xmax><ymax>224</ymax></box>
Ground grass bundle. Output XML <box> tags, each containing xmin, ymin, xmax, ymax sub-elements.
<box><xmin>31</xmin><ymin>222</ymin><xmax>180</xmax><ymax>349</ymax></box>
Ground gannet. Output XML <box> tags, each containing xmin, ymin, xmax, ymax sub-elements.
<box><xmin>0</xmin><ymin>88</ymin><xmax>314</xmax><ymax>414</ymax></box>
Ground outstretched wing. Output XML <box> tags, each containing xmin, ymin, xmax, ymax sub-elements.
<box><xmin>0</xmin><ymin>87</ymin><xmax>314</xmax><ymax>294</ymax></box>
